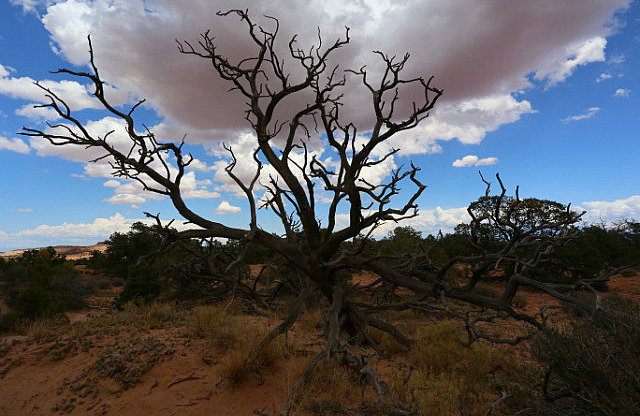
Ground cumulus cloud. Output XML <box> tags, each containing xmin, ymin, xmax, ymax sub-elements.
<box><xmin>613</xmin><ymin>88</ymin><xmax>631</xmax><ymax>97</ymax></box>
<box><xmin>9</xmin><ymin>0</ymin><xmax>42</xmax><ymax>15</ymax></box>
<box><xmin>0</xmin><ymin>136</ymin><xmax>30</xmax><ymax>154</ymax></box>
<box><xmin>15</xmin><ymin>103</ymin><xmax>61</xmax><ymax>120</ymax></box>
<box><xmin>16</xmin><ymin>0</ymin><xmax>626</xmax><ymax>151</ymax></box>
<box><xmin>596</xmin><ymin>72</ymin><xmax>613</xmax><ymax>82</ymax></box>
<box><xmin>534</xmin><ymin>36</ymin><xmax>607</xmax><ymax>87</ymax></box>
<box><xmin>335</xmin><ymin>206</ymin><xmax>471</xmax><ymax>238</ymax></box>
<box><xmin>0</xmin><ymin>213</ymin><xmax>143</xmax><ymax>250</ymax></box>
<box><xmin>181</xmin><ymin>171</ymin><xmax>221</xmax><ymax>199</ymax></box>
<box><xmin>0</xmin><ymin>211</ymin><xmax>211</xmax><ymax>251</ymax></box>
<box><xmin>561</xmin><ymin>107</ymin><xmax>600</xmax><ymax>122</ymax></box>
<box><xmin>103</xmin><ymin>179</ymin><xmax>120</xmax><ymax>188</ymax></box>
<box><xmin>578</xmin><ymin>195</ymin><xmax>640</xmax><ymax>224</ymax></box>
<box><xmin>0</xmin><ymin>0</ymin><xmax>633</xmax><ymax>244</ymax></box>
<box><xmin>0</xmin><ymin>63</ymin><xmax>128</xmax><ymax>111</ymax></box>
<box><xmin>370</xmin><ymin>94</ymin><xmax>535</xmax><ymax>158</ymax></box>
<box><xmin>103</xmin><ymin>193</ymin><xmax>147</xmax><ymax>206</ymax></box>
<box><xmin>452</xmin><ymin>155</ymin><xmax>499</xmax><ymax>167</ymax></box>
<box><xmin>215</xmin><ymin>200</ymin><xmax>241</xmax><ymax>214</ymax></box>
<box><xmin>610</xmin><ymin>54</ymin><xmax>626</xmax><ymax>64</ymax></box>
<box><xmin>27</xmin><ymin>116</ymin><xmax>220</xmax><ymax>205</ymax></box>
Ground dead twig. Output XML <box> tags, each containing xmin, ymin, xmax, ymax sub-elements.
<box><xmin>147</xmin><ymin>378</ymin><xmax>159</xmax><ymax>395</ymax></box>
<box><xmin>485</xmin><ymin>390</ymin><xmax>509</xmax><ymax>416</ymax></box>
<box><xmin>167</xmin><ymin>372</ymin><xmax>201</xmax><ymax>388</ymax></box>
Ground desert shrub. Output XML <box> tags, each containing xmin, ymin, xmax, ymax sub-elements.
<box><xmin>297</xmin><ymin>360</ymin><xmax>358</xmax><ymax>412</ymax></box>
<box><xmin>186</xmin><ymin>304</ymin><xmax>289</xmax><ymax>385</ymax></box>
<box><xmin>0</xmin><ymin>311</ymin><xmax>18</xmax><ymax>333</ymax></box>
<box><xmin>13</xmin><ymin>261</ymin><xmax>57</xmax><ymax>319</ymax></box>
<box><xmin>0</xmin><ymin>250</ymin><xmax>92</xmax><ymax>321</ymax></box>
<box><xmin>92</xmin><ymin>223</ymin><xmax>226</xmax><ymax>302</ymax></box>
<box><xmin>51</xmin><ymin>272</ymin><xmax>93</xmax><ymax>311</ymax></box>
<box><xmin>93</xmin><ymin>337</ymin><xmax>175</xmax><ymax>388</ymax></box>
<box><xmin>0</xmin><ymin>264</ymin><xmax>28</xmax><ymax>308</ymax></box>
<box><xmin>93</xmin><ymin>222</ymin><xmax>162</xmax><ymax>278</ymax></box>
<box><xmin>221</xmin><ymin>336</ymin><xmax>286</xmax><ymax>386</ymax></box>
<box><xmin>533</xmin><ymin>296</ymin><xmax>640</xmax><ymax>415</ymax></box>
<box><xmin>135</xmin><ymin>302</ymin><xmax>179</xmax><ymax>329</ymax></box>
<box><xmin>390</xmin><ymin>320</ymin><xmax>497</xmax><ymax>415</ymax></box>
<box><xmin>186</xmin><ymin>304</ymin><xmax>242</xmax><ymax>348</ymax></box>
<box><xmin>114</xmin><ymin>264</ymin><xmax>164</xmax><ymax>307</ymax></box>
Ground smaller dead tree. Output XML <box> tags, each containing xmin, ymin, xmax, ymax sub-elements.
<box><xmin>21</xmin><ymin>10</ymin><xmax>609</xmax><ymax>414</ymax></box>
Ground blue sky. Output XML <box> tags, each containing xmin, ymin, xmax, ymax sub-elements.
<box><xmin>0</xmin><ymin>0</ymin><xmax>639</xmax><ymax>252</ymax></box>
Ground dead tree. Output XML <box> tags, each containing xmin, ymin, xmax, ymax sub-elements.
<box><xmin>21</xmin><ymin>10</ymin><xmax>604</xmax><ymax>414</ymax></box>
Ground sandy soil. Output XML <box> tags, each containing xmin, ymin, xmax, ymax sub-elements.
<box><xmin>0</xmin><ymin>314</ymin><xmax>313</xmax><ymax>416</ymax></box>
<box><xmin>1</xmin><ymin>269</ymin><xmax>638</xmax><ymax>416</ymax></box>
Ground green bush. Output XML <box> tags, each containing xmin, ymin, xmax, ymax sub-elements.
<box><xmin>533</xmin><ymin>297</ymin><xmax>640</xmax><ymax>415</ymax></box>
<box><xmin>0</xmin><ymin>248</ymin><xmax>92</xmax><ymax>323</ymax></box>
<box><xmin>14</xmin><ymin>261</ymin><xmax>56</xmax><ymax>319</ymax></box>
<box><xmin>90</xmin><ymin>222</ymin><xmax>162</xmax><ymax>278</ymax></box>
<box><xmin>114</xmin><ymin>264</ymin><xmax>164</xmax><ymax>307</ymax></box>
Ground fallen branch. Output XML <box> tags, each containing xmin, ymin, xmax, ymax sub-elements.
<box><xmin>167</xmin><ymin>372</ymin><xmax>201</xmax><ymax>388</ymax></box>
<box><xmin>485</xmin><ymin>390</ymin><xmax>509</xmax><ymax>416</ymax></box>
<box><xmin>147</xmin><ymin>378</ymin><xmax>159</xmax><ymax>395</ymax></box>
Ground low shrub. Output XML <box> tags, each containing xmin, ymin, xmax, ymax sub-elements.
<box><xmin>187</xmin><ymin>304</ymin><xmax>241</xmax><ymax>348</ymax></box>
<box><xmin>93</xmin><ymin>337</ymin><xmax>175</xmax><ymax>389</ymax></box>
<box><xmin>186</xmin><ymin>304</ymin><xmax>289</xmax><ymax>385</ymax></box>
<box><xmin>533</xmin><ymin>296</ymin><xmax>640</xmax><ymax>416</ymax></box>
<box><xmin>390</xmin><ymin>320</ymin><xmax>497</xmax><ymax>415</ymax></box>
<box><xmin>114</xmin><ymin>264</ymin><xmax>164</xmax><ymax>307</ymax></box>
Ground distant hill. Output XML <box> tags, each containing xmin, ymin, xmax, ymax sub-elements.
<box><xmin>0</xmin><ymin>243</ymin><xmax>108</xmax><ymax>261</ymax></box>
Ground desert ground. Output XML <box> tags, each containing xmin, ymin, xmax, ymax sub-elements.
<box><xmin>1</xmin><ymin>246</ymin><xmax>639</xmax><ymax>416</ymax></box>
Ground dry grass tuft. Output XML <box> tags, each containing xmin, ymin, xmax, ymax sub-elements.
<box><xmin>389</xmin><ymin>319</ymin><xmax>498</xmax><ymax>415</ymax></box>
<box><xmin>186</xmin><ymin>304</ymin><xmax>242</xmax><ymax>348</ymax></box>
<box><xmin>186</xmin><ymin>303</ymin><xmax>291</xmax><ymax>385</ymax></box>
<box><xmin>17</xmin><ymin>316</ymin><xmax>68</xmax><ymax>341</ymax></box>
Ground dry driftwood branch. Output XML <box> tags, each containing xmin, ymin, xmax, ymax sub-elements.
<box><xmin>167</xmin><ymin>372</ymin><xmax>201</xmax><ymax>388</ymax></box>
<box><xmin>22</xmin><ymin>9</ymin><xmax>605</xmax><ymax>414</ymax></box>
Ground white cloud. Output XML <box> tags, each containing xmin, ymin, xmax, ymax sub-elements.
<box><xmin>9</xmin><ymin>0</ymin><xmax>42</xmax><ymax>15</ymax></box>
<box><xmin>103</xmin><ymin>179</ymin><xmax>120</xmax><ymax>188</ymax></box>
<box><xmin>0</xmin><ymin>136</ymin><xmax>30</xmax><ymax>154</ymax></box>
<box><xmin>13</xmin><ymin>208</ymin><xmax>33</xmax><ymax>212</ymax></box>
<box><xmin>26</xmin><ymin>0</ymin><xmax>628</xmax><ymax>151</ymax></box>
<box><xmin>103</xmin><ymin>194</ymin><xmax>147</xmax><ymax>206</ymax></box>
<box><xmin>534</xmin><ymin>36</ymin><xmax>607</xmax><ymax>87</ymax></box>
<box><xmin>335</xmin><ymin>206</ymin><xmax>471</xmax><ymax>238</ymax></box>
<box><xmin>596</xmin><ymin>72</ymin><xmax>613</xmax><ymax>82</ymax></box>
<box><xmin>15</xmin><ymin>103</ymin><xmax>61</xmax><ymax>120</ymax></box>
<box><xmin>215</xmin><ymin>200</ymin><xmax>241</xmax><ymax>214</ymax></box>
<box><xmin>613</xmin><ymin>88</ymin><xmax>631</xmax><ymax>97</ymax></box>
<box><xmin>0</xmin><ymin>212</ymin><xmax>205</xmax><ymax>251</ymax></box>
<box><xmin>371</xmin><ymin>94</ymin><xmax>535</xmax><ymax>158</ymax></box>
<box><xmin>561</xmin><ymin>107</ymin><xmax>600</xmax><ymax>122</ymax></box>
<box><xmin>30</xmin><ymin>116</ymin><xmax>142</xmax><ymax>162</ymax></box>
<box><xmin>0</xmin><ymin>58</ymin><xmax>130</xmax><ymax>122</ymax></box>
<box><xmin>0</xmin><ymin>69</ymin><xmax>100</xmax><ymax>111</ymax></box>
<box><xmin>101</xmin><ymin>179</ymin><xmax>165</xmax><ymax>206</ymax></box>
<box><xmin>188</xmin><ymin>158</ymin><xmax>215</xmax><ymax>172</ymax></box>
<box><xmin>578</xmin><ymin>195</ymin><xmax>640</xmax><ymax>223</ymax></box>
<box><xmin>27</xmin><ymin>116</ymin><xmax>220</xmax><ymax>205</ymax></box>
<box><xmin>452</xmin><ymin>155</ymin><xmax>499</xmax><ymax>168</ymax></box>
<box><xmin>181</xmin><ymin>171</ymin><xmax>221</xmax><ymax>199</ymax></box>
<box><xmin>0</xmin><ymin>213</ymin><xmax>142</xmax><ymax>250</ymax></box>
<box><xmin>610</xmin><ymin>54</ymin><xmax>626</xmax><ymax>64</ymax></box>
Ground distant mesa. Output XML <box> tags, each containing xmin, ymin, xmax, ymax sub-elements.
<box><xmin>0</xmin><ymin>243</ymin><xmax>108</xmax><ymax>260</ymax></box>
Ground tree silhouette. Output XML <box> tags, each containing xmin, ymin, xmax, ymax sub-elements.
<box><xmin>21</xmin><ymin>10</ymin><xmax>613</xmax><ymax>414</ymax></box>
